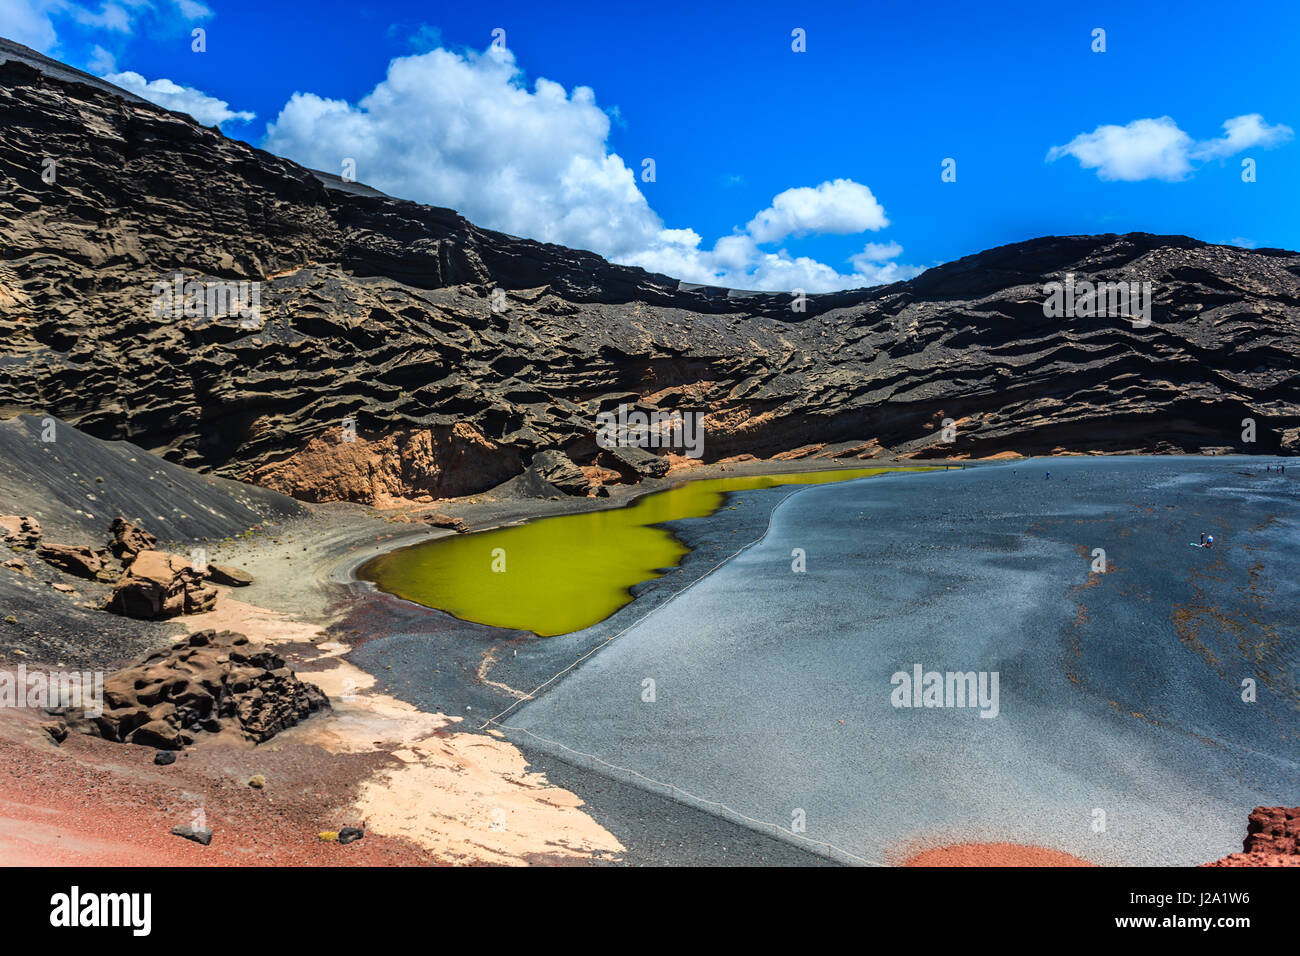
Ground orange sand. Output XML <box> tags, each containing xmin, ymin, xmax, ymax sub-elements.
<box><xmin>902</xmin><ymin>843</ymin><xmax>1095</xmax><ymax>867</ymax></box>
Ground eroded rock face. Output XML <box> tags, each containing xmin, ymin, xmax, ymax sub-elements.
<box><xmin>0</xmin><ymin>515</ymin><xmax>41</xmax><ymax>549</ymax></box>
<box><xmin>107</xmin><ymin>516</ymin><xmax>158</xmax><ymax>561</ymax></box>
<box><xmin>88</xmin><ymin>629</ymin><xmax>329</xmax><ymax>749</ymax></box>
<box><xmin>106</xmin><ymin>550</ymin><xmax>217</xmax><ymax>619</ymax></box>
<box><xmin>1</xmin><ymin>38</ymin><xmax>1298</xmax><ymax>505</ymax></box>
<box><xmin>1205</xmin><ymin>807</ymin><xmax>1300</xmax><ymax>866</ymax></box>
<box><xmin>37</xmin><ymin>543</ymin><xmax>116</xmax><ymax>582</ymax></box>
<box><xmin>252</xmin><ymin>424</ymin><xmax>521</xmax><ymax>505</ymax></box>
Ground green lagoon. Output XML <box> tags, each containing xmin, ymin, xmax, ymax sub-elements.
<box><xmin>357</xmin><ymin>467</ymin><xmax>929</xmax><ymax>636</ymax></box>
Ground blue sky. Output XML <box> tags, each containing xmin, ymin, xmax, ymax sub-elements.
<box><xmin>5</xmin><ymin>0</ymin><xmax>1298</xmax><ymax>290</ymax></box>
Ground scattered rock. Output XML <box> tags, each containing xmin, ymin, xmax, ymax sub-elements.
<box><xmin>105</xmin><ymin>550</ymin><xmax>218</xmax><ymax>619</ymax></box>
<box><xmin>248</xmin><ymin>774</ymin><xmax>266</xmax><ymax>789</ymax></box>
<box><xmin>528</xmin><ymin>449</ymin><xmax>590</xmax><ymax>496</ymax></box>
<box><xmin>0</xmin><ymin>515</ymin><xmax>41</xmax><ymax>549</ymax></box>
<box><xmin>42</xmin><ymin>721</ymin><xmax>67</xmax><ymax>744</ymax></box>
<box><xmin>107</xmin><ymin>516</ymin><xmax>158</xmax><ymax>561</ymax></box>
<box><xmin>85</xmin><ymin>629</ymin><xmax>329</xmax><ymax>749</ymax></box>
<box><xmin>49</xmin><ymin>582</ymin><xmax>76</xmax><ymax>593</ymax></box>
<box><xmin>170</xmin><ymin>824</ymin><xmax>212</xmax><ymax>846</ymax></box>
<box><xmin>205</xmin><ymin>563</ymin><xmax>253</xmax><ymax>587</ymax></box>
<box><xmin>338</xmin><ymin>827</ymin><xmax>365</xmax><ymax>845</ymax></box>
<box><xmin>153</xmin><ymin>750</ymin><xmax>176</xmax><ymax>766</ymax></box>
<box><xmin>37</xmin><ymin>543</ymin><xmax>116</xmax><ymax>583</ymax></box>
<box><xmin>420</xmin><ymin>513</ymin><xmax>468</xmax><ymax>533</ymax></box>
<box><xmin>2</xmin><ymin>557</ymin><xmax>31</xmax><ymax>575</ymax></box>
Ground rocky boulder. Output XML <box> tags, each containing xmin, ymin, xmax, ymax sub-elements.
<box><xmin>205</xmin><ymin>563</ymin><xmax>254</xmax><ymax>587</ymax></box>
<box><xmin>107</xmin><ymin>516</ymin><xmax>158</xmax><ymax>561</ymax></box>
<box><xmin>87</xmin><ymin>629</ymin><xmax>329</xmax><ymax>749</ymax></box>
<box><xmin>528</xmin><ymin>449</ymin><xmax>591</xmax><ymax>496</ymax></box>
<box><xmin>106</xmin><ymin>550</ymin><xmax>217</xmax><ymax>619</ymax></box>
<box><xmin>0</xmin><ymin>515</ymin><xmax>41</xmax><ymax>549</ymax></box>
<box><xmin>37</xmin><ymin>543</ymin><xmax>117</xmax><ymax>583</ymax></box>
<box><xmin>420</xmin><ymin>512</ymin><xmax>468</xmax><ymax>533</ymax></box>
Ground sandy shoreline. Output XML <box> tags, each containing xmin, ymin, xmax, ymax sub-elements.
<box><xmin>1</xmin><ymin>455</ymin><xmax>958</xmax><ymax>865</ymax></box>
<box><xmin>9</xmin><ymin>452</ymin><xmax>1280</xmax><ymax>866</ymax></box>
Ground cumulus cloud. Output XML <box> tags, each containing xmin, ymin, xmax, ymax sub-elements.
<box><xmin>264</xmin><ymin>45</ymin><xmax>916</xmax><ymax>292</ymax></box>
<box><xmin>1191</xmin><ymin>114</ymin><xmax>1293</xmax><ymax>160</ymax></box>
<box><xmin>1048</xmin><ymin>114</ymin><xmax>1293</xmax><ymax>181</ymax></box>
<box><xmin>1</xmin><ymin>0</ymin><xmax>212</xmax><ymax>52</ymax></box>
<box><xmin>745</xmin><ymin>179</ymin><xmax>890</xmax><ymax>243</ymax></box>
<box><xmin>106</xmin><ymin>71</ymin><xmax>255</xmax><ymax>127</ymax></box>
<box><xmin>0</xmin><ymin>0</ymin><xmax>59</xmax><ymax>50</ymax></box>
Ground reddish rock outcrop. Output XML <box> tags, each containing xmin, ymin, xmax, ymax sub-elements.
<box><xmin>105</xmin><ymin>550</ymin><xmax>217</xmax><ymax>619</ymax></box>
<box><xmin>37</xmin><ymin>543</ymin><xmax>117</xmax><ymax>583</ymax></box>
<box><xmin>253</xmin><ymin>424</ymin><xmax>521</xmax><ymax>506</ymax></box>
<box><xmin>1204</xmin><ymin>807</ymin><xmax>1300</xmax><ymax>866</ymax></box>
<box><xmin>107</xmin><ymin>517</ymin><xmax>158</xmax><ymax>561</ymax></box>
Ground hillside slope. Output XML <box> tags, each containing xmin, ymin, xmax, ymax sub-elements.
<box><xmin>2</xmin><ymin>37</ymin><xmax>1298</xmax><ymax>502</ymax></box>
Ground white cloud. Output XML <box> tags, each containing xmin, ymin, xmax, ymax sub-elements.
<box><xmin>746</xmin><ymin>179</ymin><xmax>889</xmax><ymax>243</ymax></box>
<box><xmin>853</xmin><ymin>240</ymin><xmax>905</xmax><ymax>263</ymax></box>
<box><xmin>1047</xmin><ymin>117</ymin><xmax>1194</xmax><ymax>181</ymax></box>
<box><xmin>0</xmin><ymin>0</ymin><xmax>210</xmax><ymax>54</ymax></box>
<box><xmin>1228</xmin><ymin>237</ymin><xmax>1258</xmax><ymax>249</ymax></box>
<box><xmin>264</xmin><ymin>45</ymin><xmax>917</xmax><ymax>292</ymax></box>
<box><xmin>105</xmin><ymin>70</ymin><xmax>255</xmax><ymax>127</ymax></box>
<box><xmin>1191</xmin><ymin>114</ymin><xmax>1293</xmax><ymax>160</ymax></box>
<box><xmin>0</xmin><ymin>0</ymin><xmax>59</xmax><ymax>50</ymax></box>
<box><xmin>1048</xmin><ymin>114</ymin><xmax>1293</xmax><ymax>181</ymax></box>
<box><xmin>87</xmin><ymin>43</ymin><xmax>116</xmax><ymax>74</ymax></box>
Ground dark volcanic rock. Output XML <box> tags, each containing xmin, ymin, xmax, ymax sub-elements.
<box><xmin>1</xmin><ymin>37</ymin><xmax>1298</xmax><ymax>505</ymax></box>
<box><xmin>528</xmin><ymin>450</ymin><xmax>590</xmax><ymax>496</ymax></box>
<box><xmin>170</xmin><ymin>824</ymin><xmax>212</xmax><ymax>846</ymax></box>
<box><xmin>89</xmin><ymin>629</ymin><xmax>329</xmax><ymax>749</ymax></box>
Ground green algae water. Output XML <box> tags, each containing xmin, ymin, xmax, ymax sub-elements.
<box><xmin>358</xmin><ymin>467</ymin><xmax>928</xmax><ymax>636</ymax></box>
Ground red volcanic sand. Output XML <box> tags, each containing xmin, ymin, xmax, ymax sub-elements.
<box><xmin>902</xmin><ymin>843</ymin><xmax>1095</xmax><ymax>867</ymax></box>
<box><xmin>0</xmin><ymin>715</ymin><xmax>441</xmax><ymax>866</ymax></box>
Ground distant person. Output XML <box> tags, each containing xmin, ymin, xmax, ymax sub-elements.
<box><xmin>1206</xmin><ymin>535</ymin><xmax>1214</xmax><ymax>548</ymax></box>
<box><xmin>1045</xmin><ymin>471</ymin><xmax>1051</xmax><ymax>480</ymax></box>
<box><xmin>1199</xmin><ymin>532</ymin><xmax>1206</xmax><ymax>546</ymax></box>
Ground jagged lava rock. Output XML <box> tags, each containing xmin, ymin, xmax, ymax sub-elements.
<box><xmin>88</xmin><ymin>629</ymin><xmax>329</xmax><ymax>749</ymax></box>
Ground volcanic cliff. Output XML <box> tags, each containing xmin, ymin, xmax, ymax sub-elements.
<box><xmin>2</xmin><ymin>37</ymin><xmax>1298</xmax><ymax>503</ymax></box>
